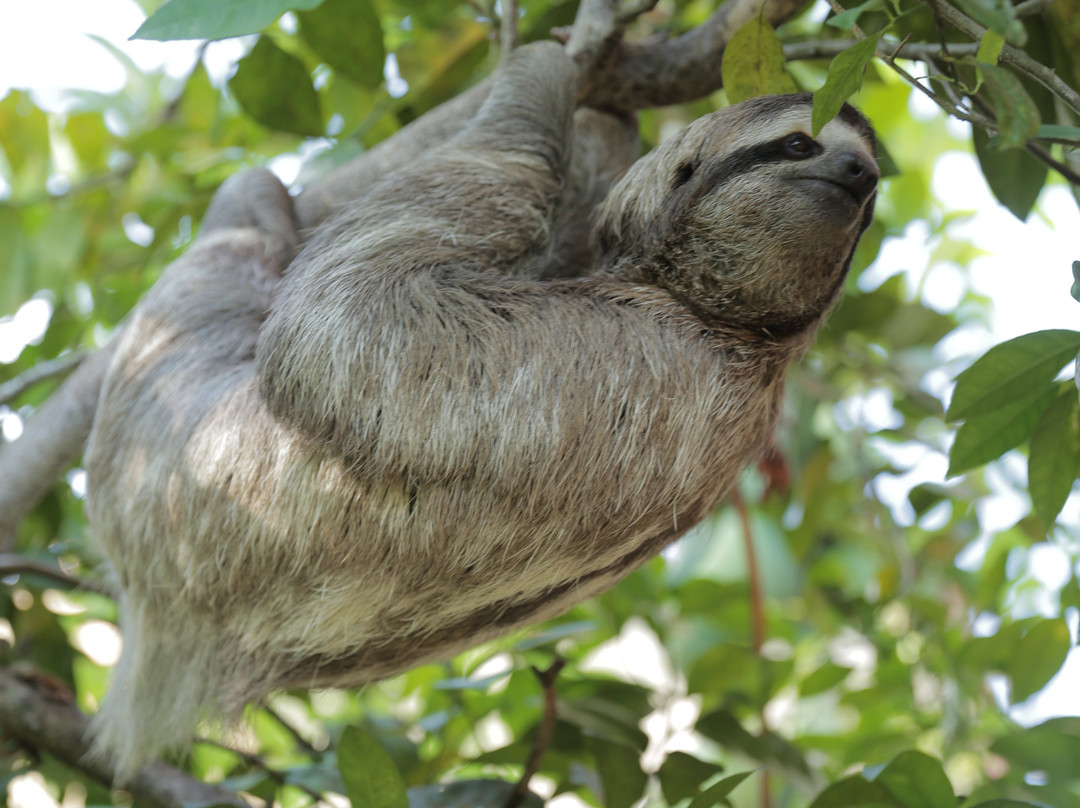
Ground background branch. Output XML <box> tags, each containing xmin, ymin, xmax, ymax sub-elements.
<box><xmin>0</xmin><ymin>665</ymin><xmax>247</xmax><ymax>808</ymax></box>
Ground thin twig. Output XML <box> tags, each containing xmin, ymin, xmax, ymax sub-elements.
<box><xmin>0</xmin><ymin>554</ymin><xmax>112</xmax><ymax>596</ymax></box>
<box><xmin>261</xmin><ymin>702</ymin><xmax>320</xmax><ymax>757</ymax></box>
<box><xmin>0</xmin><ymin>351</ymin><xmax>90</xmax><ymax>408</ymax></box>
<box><xmin>195</xmin><ymin>737</ymin><xmax>325</xmax><ymax>802</ymax></box>
<box><xmin>782</xmin><ymin>38</ymin><xmax>979</xmax><ymax>62</ymax></box>
<box><xmin>504</xmin><ymin>659</ymin><xmax>565</xmax><ymax>808</ymax></box>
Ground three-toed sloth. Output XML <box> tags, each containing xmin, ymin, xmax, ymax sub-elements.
<box><xmin>85</xmin><ymin>42</ymin><xmax>877</xmax><ymax>775</ymax></box>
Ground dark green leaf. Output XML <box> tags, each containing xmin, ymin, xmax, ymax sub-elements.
<box><xmin>298</xmin><ymin>0</ymin><xmax>385</xmax><ymax>88</ymax></box>
<box><xmin>978</xmin><ymin>63</ymin><xmax>1041</xmax><ymax>149</ymax></box>
<box><xmin>229</xmin><ymin>36</ymin><xmax>323</xmax><ymax>136</ymax></box>
<box><xmin>1036</xmin><ymin>123</ymin><xmax>1080</xmax><ymax>144</ymax></box>
<box><xmin>948</xmin><ymin>389</ymin><xmax>1055</xmax><ymax>476</ymax></box>
<box><xmin>721</xmin><ymin>17</ymin><xmax>798</xmax><ymax>104</ymax></box>
<box><xmin>658</xmin><ymin>752</ymin><xmax>724</xmax><ymax>805</ymax></box>
<box><xmin>812</xmin><ymin>35</ymin><xmax>881</xmax><ymax>136</ymax></box>
<box><xmin>1072</xmin><ymin>261</ymin><xmax>1080</xmax><ymax>303</ymax></box>
<box><xmin>807</xmin><ymin>775</ymin><xmax>900</xmax><ymax>808</ymax></box>
<box><xmin>800</xmin><ymin>662</ymin><xmax>851</xmax><ymax>696</ymax></box>
<box><xmin>337</xmin><ymin>725</ymin><xmax>408</xmax><ymax>808</ymax></box>
<box><xmin>133</xmin><ymin>0</ymin><xmax>325</xmax><ymax>41</ymax></box>
<box><xmin>584</xmin><ymin>737</ymin><xmax>647</xmax><ymax>808</ymax></box>
<box><xmin>953</xmin><ymin>0</ymin><xmax>1025</xmax><ymax>43</ymax></box>
<box><xmin>687</xmin><ymin>770</ymin><xmax>758</xmax><ymax>808</ymax></box>
<box><xmin>1028</xmin><ymin>390</ymin><xmax>1080</xmax><ymax>525</ymax></box>
<box><xmin>1008</xmin><ymin>618</ymin><xmax>1072</xmax><ymax>702</ymax></box>
<box><xmin>873</xmin><ymin>751</ymin><xmax>956</xmax><ymax>808</ymax></box>
<box><xmin>968</xmin><ymin>802</ymin><xmax>1053</xmax><ymax>807</ymax></box>
<box><xmin>947</xmin><ymin>330</ymin><xmax>1080</xmax><ymax>420</ymax></box>
<box><xmin>973</xmin><ymin>127</ymin><xmax>1047</xmax><ymax>220</ymax></box>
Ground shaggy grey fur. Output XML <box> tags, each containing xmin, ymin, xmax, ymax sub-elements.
<box><xmin>86</xmin><ymin>42</ymin><xmax>877</xmax><ymax>776</ymax></box>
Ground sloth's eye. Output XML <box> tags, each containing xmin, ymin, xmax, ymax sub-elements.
<box><xmin>782</xmin><ymin>132</ymin><xmax>815</xmax><ymax>158</ymax></box>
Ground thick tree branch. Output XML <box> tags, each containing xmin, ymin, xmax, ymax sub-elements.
<box><xmin>0</xmin><ymin>665</ymin><xmax>247</xmax><ymax>808</ymax></box>
<box><xmin>0</xmin><ymin>554</ymin><xmax>111</xmax><ymax>596</ymax></box>
<box><xmin>582</xmin><ymin>0</ymin><xmax>810</xmax><ymax>110</ymax></box>
<box><xmin>0</xmin><ymin>344</ymin><xmax>114</xmax><ymax>552</ymax></box>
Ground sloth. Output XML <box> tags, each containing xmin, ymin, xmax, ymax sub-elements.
<box><xmin>85</xmin><ymin>41</ymin><xmax>877</xmax><ymax>776</ymax></box>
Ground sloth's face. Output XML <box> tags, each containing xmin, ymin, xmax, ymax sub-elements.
<box><xmin>595</xmin><ymin>94</ymin><xmax>879</xmax><ymax>335</ymax></box>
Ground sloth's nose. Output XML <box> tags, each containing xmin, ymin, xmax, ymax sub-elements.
<box><xmin>831</xmin><ymin>150</ymin><xmax>879</xmax><ymax>202</ymax></box>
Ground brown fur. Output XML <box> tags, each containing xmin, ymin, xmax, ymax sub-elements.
<box><xmin>85</xmin><ymin>42</ymin><xmax>876</xmax><ymax>776</ymax></box>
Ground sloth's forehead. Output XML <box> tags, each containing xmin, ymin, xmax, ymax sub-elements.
<box><xmin>717</xmin><ymin>100</ymin><xmax>875</xmax><ymax>160</ymax></box>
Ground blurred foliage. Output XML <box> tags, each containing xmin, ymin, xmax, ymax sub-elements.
<box><xmin>1</xmin><ymin>1</ymin><xmax>1078</xmax><ymax>807</ymax></box>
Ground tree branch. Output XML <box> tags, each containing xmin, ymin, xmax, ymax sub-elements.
<box><xmin>581</xmin><ymin>0</ymin><xmax>812</xmax><ymax>109</ymax></box>
<box><xmin>0</xmin><ymin>343</ymin><xmax>115</xmax><ymax>552</ymax></box>
<box><xmin>0</xmin><ymin>351</ymin><xmax>90</xmax><ymax>408</ymax></box>
<box><xmin>922</xmin><ymin>0</ymin><xmax>1080</xmax><ymax>116</ymax></box>
<box><xmin>0</xmin><ymin>554</ymin><xmax>111</xmax><ymax>597</ymax></box>
<box><xmin>0</xmin><ymin>665</ymin><xmax>247</xmax><ymax>808</ymax></box>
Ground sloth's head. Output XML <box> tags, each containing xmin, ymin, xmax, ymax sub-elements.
<box><xmin>594</xmin><ymin>93</ymin><xmax>878</xmax><ymax>337</ymax></box>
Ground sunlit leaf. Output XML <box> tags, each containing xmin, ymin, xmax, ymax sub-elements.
<box><xmin>947</xmin><ymin>330</ymin><xmax>1080</xmax><ymax>420</ymax></box>
<box><xmin>977</xmin><ymin>30</ymin><xmax>1006</xmax><ymax>63</ymax></box>
<box><xmin>337</xmin><ymin>725</ymin><xmax>408</xmax><ymax>808</ymax></box>
<box><xmin>800</xmin><ymin>662</ymin><xmax>851</xmax><ymax>695</ymax></box>
<box><xmin>812</xmin><ymin>35</ymin><xmax>881</xmax><ymax>136</ymax></box>
<box><xmin>229</xmin><ymin>36</ymin><xmax>323</xmax><ymax>136</ymax></box>
<box><xmin>1008</xmin><ymin>618</ymin><xmax>1072</xmax><ymax>702</ymax></box>
<box><xmin>721</xmin><ymin>17</ymin><xmax>798</xmax><ymax>104</ymax></box>
<box><xmin>807</xmin><ymin>774</ymin><xmax>899</xmax><ymax>808</ymax></box>
<box><xmin>827</xmin><ymin>0</ymin><xmax>884</xmax><ymax>30</ymax></box>
<box><xmin>132</xmin><ymin>0</ymin><xmax>325</xmax><ymax>41</ymax></box>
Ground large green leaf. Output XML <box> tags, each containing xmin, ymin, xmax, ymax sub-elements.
<box><xmin>947</xmin><ymin>330</ymin><xmax>1080</xmax><ymax>420</ymax></box>
<box><xmin>229</xmin><ymin>35</ymin><xmax>323</xmax><ymax>136</ymax></box>
<box><xmin>297</xmin><ymin>0</ymin><xmax>385</xmax><ymax>88</ymax></box>
<box><xmin>721</xmin><ymin>17</ymin><xmax>797</xmax><ymax>104</ymax></box>
<box><xmin>132</xmin><ymin>0</ymin><xmax>326</xmax><ymax>41</ymax></box>
<box><xmin>873</xmin><ymin>751</ymin><xmax>956</xmax><ymax>808</ymax></box>
<box><xmin>812</xmin><ymin>35</ymin><xmax>880</xmax><ymax>136</ymax></box>
<box><xmin>658</xmin><ymin>752</ymin><xmax>725</xmax><ymax>805</ymax></box>
<box><xmin>687</xmin><ymin>771</ymin><xmax>758</xmax><ymax>808</ymax></box>
<box><xmin>1028</xmin><ymin>389</ymin><xmax>1080</xmax><ymax>526</ymax></box>
<box><xmin>1008</xmin><ymin>618</ymin><xmax>1072</xmax><ymax>702</ymax></box>
<box><xmin>584</xmin><ymin>736</ymin><xmax>647</xmax><ymax>808</ymax></box>
<box><xmin>978</xmin><ymin>62</ymin><xmax>1042</xmax><ymax>149</ymax></box>
<box><xmin>948</xmin><ymin>389</ymin><xmax>1055</xmax><ymax>476</ymax></box>
<box><xmin>808</xmin><ymin>774</ymin><xmax>900</xmax><ymax>808</ymax></box>
<box><xmin>337</xmin><ymin>725</ymin><xmax>408</xmax><ymax>808</ymax></box>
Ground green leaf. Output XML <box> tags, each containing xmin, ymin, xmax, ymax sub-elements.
<box><xmin>1072</xmin><ymin>261</ymin><xmax>1080</xmax><ymax>303</ymax></box>
<box><xmin>584</xmin><ymin>737</ymin><xmax>647</xmax><ymax>808</ymax></box>
<box><xmin>978</xmin><ymin>63</ymin><xmax>1042</xmax><ymax>149</ymax></box>
<box><xmin>721</xmin><ymin>16</ymin><xmax>798</xmax><ymax>104</ymax></box>
<box><xmin>800</xmin><ymin>662</ymin><xmax>851</xmax><ymax>696</ymax></box>
<box><xmin>948</xmin><ymin>389</ymin><xmax>1055</xmax><ymax>476</ymax></box>
<box><xmin>658</xmin><ymin>752</ymin><xmax>725</xmax><ymax>805</ymax></box>
<box><xmin>812</xmin><ymin>35</ymin><xmax>881</xmax><ymax>136</ymax></box>
<box><xmin>807</xmin><ymin>775</ymin><xmax>900</xmax><ymax>808</ymax></box>
<box><xmin>298</xmin><ymin>0</ymin><xmax>385</xmax><ymax>88</ymax></box>
<box><xmin>976</xmin><ymin>30</ymin><xmax>1006</xmax><ymax>64</ymax></box>
<box><xmin>827</xmin><ymin>0</ymin><xmax>884</xmax><ymax>30</ymax></box>
<box><xmin>1008</xmin><ymin>618</ymin><xmax>1072</xmax><ymax>702</ymax></box>
<box><xmin>953</xmin><ymin>0</ymin><xmax>1025</xmax><ymax>44</ymax></box>
<box><xmin>687</xmin><ymin>771</ymin><xmax>758</xmax><ymax>808</ymax></box>
<box><xmin>873</xmin><ymin>751</ymin><xmax>956</xmax><ymax>808</ymax></box>
<box><xmin>132</xmin><ymin>0</ymin><xmax>325</xmax><ymax>41</ymax></box>
<box><xmin>947</xmin><ymin>330</ymin><xmax>1080</xmax><ymax>420</ymax></box>
<box><xmin>1036</xmin><ymin>123</ymin><xmax>1080</xmax><ymax>144</ymax></box>
<box><xmin>967</xmin><ymin>802</ymin><xmax>1047</xmax><ymax>808</ymax></box>
<box><xmin>973</xmin><ymin>127</ymin><xmax>1047</xmax><ymax>220</ymax></box>
<box><xmin>337</xmin><ymin>725</ymin><xmax>408</xmax><ymax>808</ymax></box>
<box><xmin>229</xmin><ymin>36</ymin><xmax>323</xmax><ymax>136</ymax></box>
<box><xmin>1028</xmin><ymin>390</ymin><xmax>1080</xmax><ymax>526</ymax></box>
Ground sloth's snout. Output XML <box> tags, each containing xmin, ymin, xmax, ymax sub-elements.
<box><xmin>828</xmin><ymin>150</ymin><xmax>879</xmax><ymax>203</ymax></box>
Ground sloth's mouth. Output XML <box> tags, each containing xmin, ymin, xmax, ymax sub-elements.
<box><xmin>798</xmin><ymin>176</ymin><xmax>865</xmax><ymax>207</ymax></box>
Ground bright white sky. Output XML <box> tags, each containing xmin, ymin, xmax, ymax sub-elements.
<box><xmin>0</xmin><ymin>1</ymin><xmax>1078</xmax><ymax>791</ymax></box>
